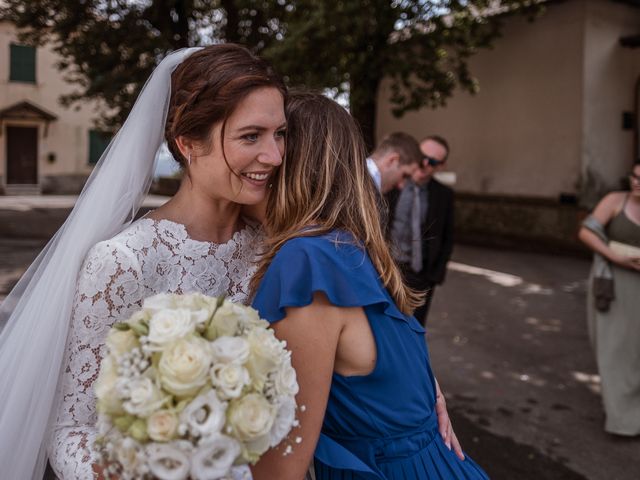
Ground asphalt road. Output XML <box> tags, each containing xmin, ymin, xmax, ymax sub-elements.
<box><xmin>1</xmin><ymin>237</ymin><xmax>638</xmax><ymax>479</ymax></box>
<box><xmin>428</xmin><ymin>245</ymin><xmax>640</xmax><ymax>480</ymax></box>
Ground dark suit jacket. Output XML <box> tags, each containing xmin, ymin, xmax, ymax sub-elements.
<box><xmin>386</xmin><ymin>179</ymin><xmax>454</xmax><ymax>286</ymax></box>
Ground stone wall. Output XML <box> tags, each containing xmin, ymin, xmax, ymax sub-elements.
<box><xmin>454</xmin><ymin>193</ymin><xmax>589</xmax><ymax>255</ymax></box>
<box><xmin>40</xmin><ymin>174</ymin><xmax>89</xmax><ymax>194</ymax></box>
<box><xmin>0</xmin><ymin>205</ymin><xmax>158</xmax><ymax>239</ymax></box>
<box><xmin>376</xmin><ymin>0</ymin><xmax>585</xmax><ymax>199</ymax></box>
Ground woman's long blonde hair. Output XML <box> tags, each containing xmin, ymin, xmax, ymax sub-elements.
<box><xmin>251</xmin><ymin>91</ymin><xmax>424</xmax><ymax>314</ymax></box>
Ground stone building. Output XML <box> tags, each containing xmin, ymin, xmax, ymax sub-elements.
<box><xmin>376</xmin><ymin>0</ymin><xmax>640</xmax><ymax>250</ymax></box>
<box><xmin>0</xmin><ymin>20</ymin><xmax>108</xmax><ymax>195</ymax></box>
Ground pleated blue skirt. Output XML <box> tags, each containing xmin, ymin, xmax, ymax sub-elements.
<box><xmin>314</xmin><ymin>427</ymin><xmax>489</xmax><ymax>480</ymax></box>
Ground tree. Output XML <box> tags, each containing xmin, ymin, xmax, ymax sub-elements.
<box><xmin>2</xmin><ymin>1</ymin><xmax>541</xmax><ymax>145</ymax></box>
<box><xmin>263</xmin><ymin>0</ymin><xmax>541</xmax><ymax>147</ymax></box>
<box><xmin>1</xmin><ymin>0</ymin><xmax>286</xmax><ymax>129</ymax></box>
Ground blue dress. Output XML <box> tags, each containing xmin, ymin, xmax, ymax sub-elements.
<box><xmin>252</xmin><ymin>231</ymin><xmax>489</xmax><ymax>479</ymax></box>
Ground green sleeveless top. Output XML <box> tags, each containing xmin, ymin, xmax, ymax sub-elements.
<box><xmin>608</xmin><ymin>195</ymin><xmax>640</xmax><ymax>247</ymax></box>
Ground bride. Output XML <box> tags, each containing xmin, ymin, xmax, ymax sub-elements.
<box><xmin>0</xmin><ymin>43</ymin><xmax>461</xmax><ymax>480</ymax></box>
<box><xmin>0</xmin><ymin>44</ymin><xmax>286</xmax><ymax>479</ymax></box>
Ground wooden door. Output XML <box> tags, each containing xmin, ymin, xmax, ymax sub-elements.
<box><xmin>7</xmin><ymin>126</ymin><xmax>38</xmax><ymax>184</ymax></box>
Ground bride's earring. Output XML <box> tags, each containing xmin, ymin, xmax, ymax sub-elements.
<box><xmin>187</xmin><ymin>152</ymin><xmax>192</xmax><ymax>166</ymax></box>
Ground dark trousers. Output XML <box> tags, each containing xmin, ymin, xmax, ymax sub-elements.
<box><xmin>399</xmin><ymin>263</ymin><xmax>436</xmax><ymax>326</ymax></box>
<box><xmin>414</xmin><ymin>284</ymin><xmax>435</xmax><ymax>326</ymax></box>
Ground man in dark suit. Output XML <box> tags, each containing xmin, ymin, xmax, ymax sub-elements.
<box><xmin>387</xmin><ymin>135</ymin><xmax>454</xmax><ymax>325</ymax></box>
<box><xmin>367</xmin><ymin>132</ymin><xmax>423</xmax><ymax>194</ymax></box>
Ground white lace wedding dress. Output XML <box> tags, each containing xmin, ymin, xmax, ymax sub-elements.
<box><xmin>47</xmin><ymin>217</ymin><xmax>264</xmax><ymax>479</ymax></box>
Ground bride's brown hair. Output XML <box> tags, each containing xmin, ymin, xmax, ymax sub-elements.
<box><xmin>251</xmin><ymin>91</ymin><xmax>424</xmax><ymax>314</ymax></box>
<box><xmin>164</xmin><ymin>44</ymin><xmax>286</xmax><ymax>167</ymax></box>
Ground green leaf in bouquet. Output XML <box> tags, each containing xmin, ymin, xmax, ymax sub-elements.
<box><xmin>130</xmin><ymin>321</ymin><xmax>149</xmax><ymax>337</ymax></box>
<box><xmin>128</xmin><ymin>418</ymin><xmax>149</xmax><ymax>442</ymax></box>
<box><xmin>113</xmin><ymin>415</ymin><xmax>136</xmax><ymax>432</ymax></box>
<box><xmin>174</xmin><ymin>398</ymin><xmax>190</xmax><ymax>413</ymax></box>
<box><xmin>113</xmin><ymin>322</ymin><xmax>131</xmax><ymax>331</ymax></box>
<box><xmin>151</xmin><ymin>352</ymin><xmax>162</xmax><ymax>370</ymax></box>
<box><xmin>203</xmin><ymin>296</ymin><xmax>226</xmax><ymax>341</ymax></box>
<box><xmin>203</xmin><ymin>323</ymin><xmax>218</xmax><ymax>342</ymax></box>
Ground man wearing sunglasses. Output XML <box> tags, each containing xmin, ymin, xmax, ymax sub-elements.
<box><xmin>388</xmin><ymin>135</ymin><xmax>454</xmax><ymax>325</ymax></box>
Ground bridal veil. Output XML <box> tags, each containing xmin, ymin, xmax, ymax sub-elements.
<box><xmin>0</xmin><ymin>47</ymin><xmax>201</xmax><ymax>479</ymax></box>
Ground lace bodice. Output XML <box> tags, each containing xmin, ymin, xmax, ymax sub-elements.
<box><xmin>48</xmin><ymin>217</ymin><xmax>264</xmax><ymax>479</ymax></box>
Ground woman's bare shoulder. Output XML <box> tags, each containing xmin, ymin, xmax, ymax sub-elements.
<box><xmin>592</xmin><ymin>191</ymin><xmax>627</xmax><ymax>224</ymax></box>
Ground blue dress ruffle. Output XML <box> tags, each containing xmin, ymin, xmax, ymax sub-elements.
<box><xmin>252</xmin><ymin>231</ymin><xmax>489</xmax><ymax>479</ymax></box>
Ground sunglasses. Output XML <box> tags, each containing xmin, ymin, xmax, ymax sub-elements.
<box><xmin>424</xmin><ymin>155</ymin><xmax>445</xmax><ymax>167</ymax></box>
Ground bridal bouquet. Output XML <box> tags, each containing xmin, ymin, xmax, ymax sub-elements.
<box><xmin>94</xmin><ymin>293</ymin><xmax>300</xmax><ymax>480</ymax></box>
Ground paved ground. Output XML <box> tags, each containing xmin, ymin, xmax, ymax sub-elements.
<box><xmin>1</xmin><ymin>198</ymin><xmax>639</xmax><ymax>479</ymax></box>
<box><xmin>429</xmin><ymin>246</ymin><xmax>640</xmax><ymax>480</ymax></box>
<box><xmin>0</xmin><ymin>238</ymin><xmax>46</xmax><ymax>301</ymax></box>
<box><xmin>0</xmin><ymin>195</ymin><xmax>169</xmax><ymax>210</ymax></box>
<box><xmin>0</xmin><ymin>195</ymin><xmax>168</xmax><ymax>239</ymax></box>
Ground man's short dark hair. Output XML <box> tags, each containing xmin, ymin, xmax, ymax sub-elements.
<box><xmin>421</xmin><ymin>135</ymin><xmax>450</xmax><ymax>161</ymax></box>
<box><xmin>374</xmin><ymin>132</ymin><xmax>423</xmax><ymax>165</ymax></box>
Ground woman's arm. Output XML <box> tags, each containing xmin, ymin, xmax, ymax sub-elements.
<box><xmin>578</xmin><ymin>192</ymin><xmax>640</xmax><ymax>270</ymax></box>
<box><xmin>251</xmin><ymin>292</ymin><xmax>344</xmax><ymax>480</ymax></box>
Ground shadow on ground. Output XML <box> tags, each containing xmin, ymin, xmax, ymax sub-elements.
<box><xmin>451</xmin><ymin>410</ymin><xmax>587</xmax><ymax>480</ymax></box>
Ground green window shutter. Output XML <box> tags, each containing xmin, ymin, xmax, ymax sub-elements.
<box><xmin>9</xmin><ymin>44</ymin><xmax>36</xmax><ymax>83</ymax></box>
<box><xmin>88</xmin><ymin>130</ymin><xmax>111</xmax><ymax>165</ymax></box>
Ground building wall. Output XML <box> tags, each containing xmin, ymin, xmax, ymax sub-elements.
<box><xmin>580</xmin><ymin>0</ymin><xmax>640</xmax><ymax>206</ymax></box>
<box><xmin>0</xmin><ymin>21</ymin><xmax>101</xmax><ymax>191</ymax></box>
<box><xmin>376</xmin><ymin>0</ymin><xmax>587</xmax><ymax>200</ymax></box>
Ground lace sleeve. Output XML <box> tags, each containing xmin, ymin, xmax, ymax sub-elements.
<box><xmin>48</xmin><ymin>240</ymin><xmax>144</xmax><ymax>479</ymax></box>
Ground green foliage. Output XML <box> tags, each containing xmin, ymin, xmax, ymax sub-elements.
<box><xmin>1</xmin><ymin>0</ymin><xmax>286</xmax><ymax>129</ymax></box>
<box><xmin>263</xmin><ymin>0</ymin><xmax>542</xmax><ymax>145</ymax></box>
<box><xmin>2</xmin><ymin>0</ymin><xmax>542</xmax><ymax>145</ymax></box>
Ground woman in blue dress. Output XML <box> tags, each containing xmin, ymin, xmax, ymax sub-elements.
<box><xmin>250</xmin><ymin>91</ymin><xmax>489</xmax><ymax>480</ymax></box>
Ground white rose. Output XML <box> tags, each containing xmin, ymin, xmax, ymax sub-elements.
<box><xmin>243</xmin><ymin>433</ymin><xmax>271</xmax><ymax>463</ymax></box>
<box><xmin>190</xmin><ymin>434</ymin><xmax>241</xmax><ymax>480</ymax></box>
<box><xmin>143</xmin><ymin>293</ymin><xmax>180</xmax><ymax>312</ymax></box>
<box><xmin>273</xmin><ymin>358</ymin><xmax>299</xmax><ymax>397</ymax></box>
<box><xmin>159</xmin><ymin>336</ymin><xmax>212</xmax><ymax>397</ymax></box>
<box><xmin>114</xmin><ymin>438</ymin><xmax>145</xmax><ymax>476</ymax></box>
<box><xmin>246</xmin><ymin>327</ymin><xmax>285</xmax><ymax>388</ymax></box>
<box><xmin>227</xmin><ymin>393</ymin><xmax>275</xmax><ymax>444</ymax></box>
<box><xmin>210</xmin><ymin>336</ymin><xmax>250</xmax><ymax>365</ymax></box>
<box><xmin>269</xmin><ymin>396</ymin><xmax>297</xmax><ymax>447</ymax></box>
<box><xmin>106</xmin><ymin>329</ymin><xmax>140</xmax><ymax>357</ymax></box>
<box><xmin>231</xmin><ymin>304</ymin><xmax>268</xmax><ymax>330</ymax></box>
<box><xmin>206</xmin><ymin>302</ymin><xmax>243</xmax><ymax>338</ymax></box>
<box><xmin>172</xmin><ymin>293</ymin><xmax>217</xmax><ymax>326</ymax></box>
<box><xmin>122</xmin><ymin>377</ymin><xmax>168</xmax><ymax>417</ymax></box>
<box><xmin>147</xmin><ymin>409</ymin><xmax>179</xmax><ymax>442</ymax></box>
<box><xmin>180</xmin><ymin>389</ymin><xmax>227</xmax><ymax>438</ymax></box>
<box><xmin>147</xmin><ymin>442</ymin><xmax>190</xmax><ymax>480</ymax></box>
<box><xmin>147</xmin><ymin>309</ymin><xmax>196</xmax><ymax>350</ymax></box>
<box><xmin>95</xmin><ymin>356</ymin><xmax>124</xmax><ymax>415</ymax></box>
<box><xmin>229</xmin><ymin>466</ymin><xmax>253</xmax><ymax>480</ymax></box>
<box><xmin>211</xmin><ymin>363</ymin><xmax>250</xmax><ymax>399</ymax></box>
